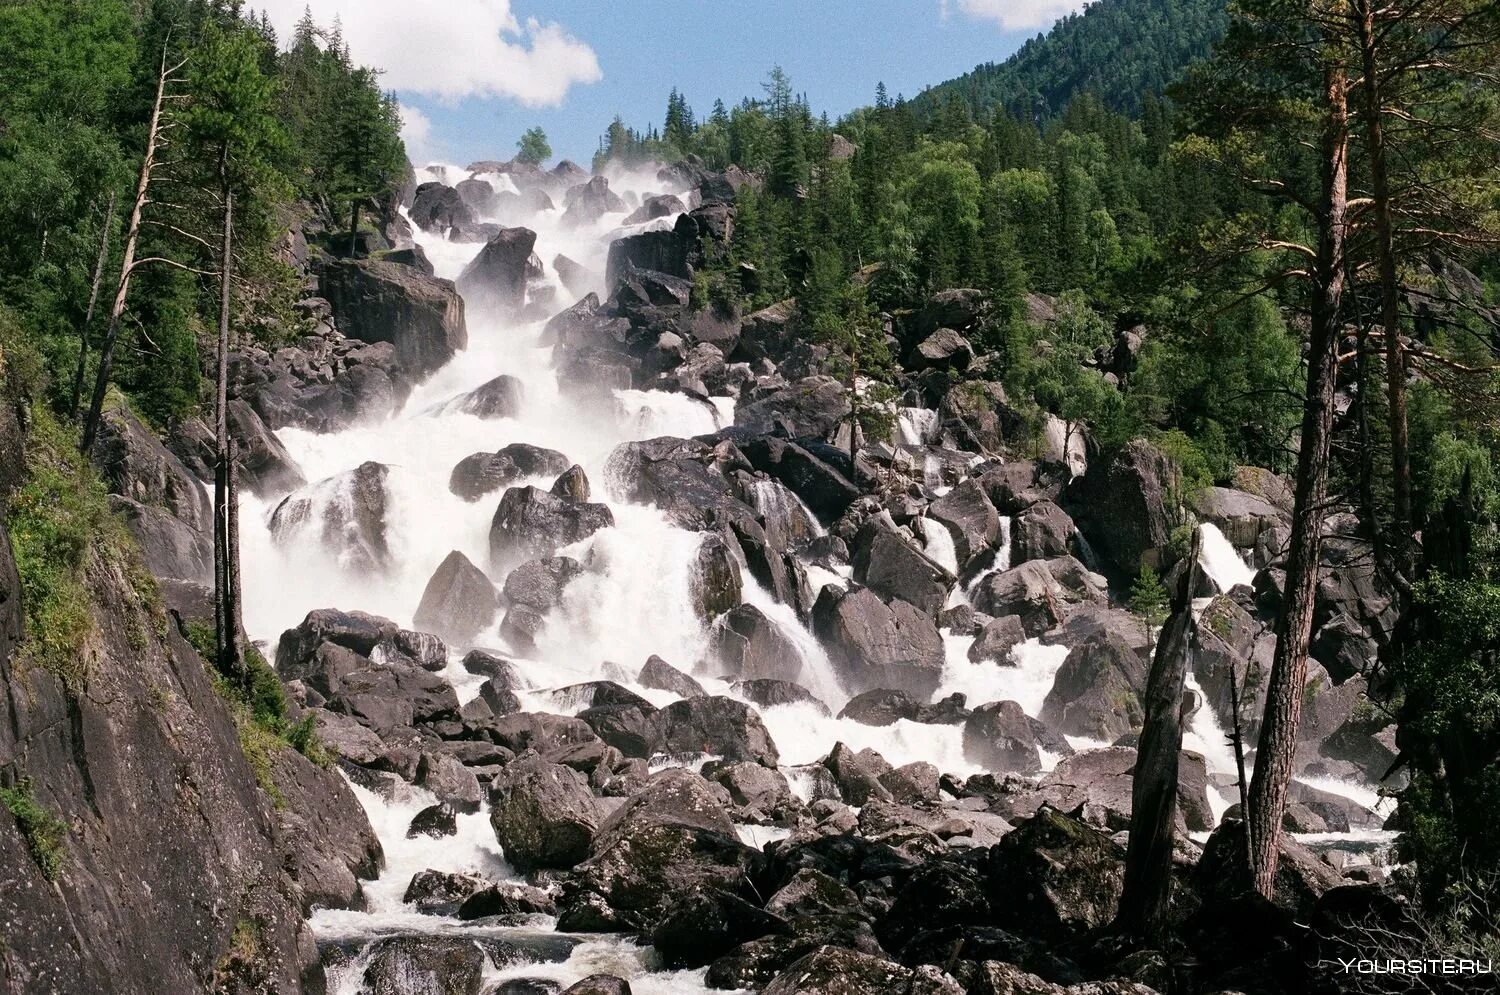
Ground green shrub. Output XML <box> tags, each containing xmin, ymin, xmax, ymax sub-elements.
<box><xmin>0</xmin><ymin>780</ymin><xmax>67</xmax><ymax>880</ymax></box>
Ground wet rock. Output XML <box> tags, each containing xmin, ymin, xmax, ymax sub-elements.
<box><xmin>647</xmin><ymin>695</ymin><xmax>779</xmax><ymax>766</ymax></box>
<box><xmin>985</xmin><ymin>807</ymin><xmax>1125</xmax><ymax>944</ymax></box>
<box><xmin>270</xmin><ymin>461</ymin><xmax>392</xmax><ymax>572</ymax></box>
<box><xmin>623</xmin><ymin>193</ymin><xmax>686</xmax><ymax>226</ymax></box>
<box><xmin>441</xmin><ymin>374</ymin><xmax>525</xmax><ymax>420</ymax></box>
<box><xmin>928</xmin><ymin>480</ymin><xmax>1002</xmax><ymax>569</ymax></box>
<box><xmin>488</xmin><ymin>757</ymin><xmax>604</xmax><ymax>872</ymax></box>
<box><xmin>407</xmin><ymin>802</ymin><xmax>458</xmax><ymax>839</ymax></box>
<box><xmin>824</xmin><ymin>743</ymin><xmax>894</xmax><ymax>806</ymax></box>
<box><xmin>554</xmin><ymin>254</ymin><xmax>591</xmax><ymax>298</ymax></box>
<box><xmin>763</xmin><ymin>946</ymin><xmax>962</xmax><ymax>995</ymax></box>
<box><xmin>1011</xmin><ymin>501</ymin><xmax>1078</xmax><ymax>565</ymax></box>
<box><xmin>1189</xmin><ymin>486</ymin><xmax>1285</xmax><ymax>550</ymax></box>
<box><xmin>607</xmin><ymin>227</ymin><xmax>695</xmax><ymax>287</ymax></box>
<box><xmin>410</xmin><ymin>182</ymin><xmax>473</xmax><ymax>232</ymax></box>
<box><xmin>1040</xmin><ymin>632</ymin><xmax>1147</xmax><ymax>742</ymax></box>
<box><xmin>732</xmin><ymin>679</ymin><xmax>829</xmax><ymax>714</ymax></box>
<box><xmin>970</xmin><ymin>557</ymin><xmax>1108</xmax><ymax>638</ymax></box>
<box><xmin>551</xmin><ymin>464</ymin><xmax>591</xmax><ymax>503</ymax></box>
<box><xmin>450</xmin><ymin>443</ymin><xmax>572</xmax><ymax>502</ymax></box>
<box><xmin>323</xmin><ymin>257</ymin><xmax>467</xmax><ymax>379</ymax></box>
<box><xmin>691</xmin><ymin>533</ymin><xmax>743</xmax><ymax>620</ymax></box>
<box><xmin>462</xmin><ymin>648</ymin><xmax>522</xmax><ymax>681</ymax></box>
<box><xmin>560</xmin><ymin>769</ymin><xmax>756</xmax><ymax>932</ymax></box>
<box><xmin>167</xmin><ymin>400</ymin><xmax>305</xmax><ymax>498</ymax></box>
<box><xmin>812</xmin><ymin>586</ymin><xmax>945</xmax><ymax>698</ymax></box>
<box><xmin>1065</xmin><ymin>439</ymin><xmax>1180</xmax><ymax>577</ymax></box>
<box><xmin>881</xmin><ymin>762</ymin><xmax>941</xmax><ymax>805</ymax></box>
<box><xmin>413</xmin><ymin>550</ymin><xmax>500</xmax><ymax>648</ymax></box>
<box><xmin>709</xmin><ymin>759</ymin><xmax>793</xmax><ymax>813</ymax></box>
<box><xmin>738</xmin><ymin>435</ymin><xmax>862</xmax><ymax>522</ymax></box>
<box><xmin>605</xmin><ymin>437</ymin><xmax>755</xmax><ymax>532</ymax></box>
<box><xmin>267</xmin><ymin>745</ymin><xmax>383</xmax><ymax>911</ymax></box>
<box><xmin>456</xmin><ymin>882</ymin><xmax>556</xmax><ymax>920</ymax></box>
<box><xmin>712</xmin><ymin>603</ymin><xmax>802</xmax><ymax>684</ymax></box>
<box><xmin>503</xmin><ymin>556</ymin><xmax>583</xmax><ymax>614</ymax></box>
<box><xmin>490</xmin><ymin>486</ymin><xmax>614</xmax><ymax>571</ymax></box>
<box><xmin>562</xmin><ymin>176</ymin><xmax>626</xmax><ymax>227</ymax></box>
<box><xmin>968</xmin><ymin>615</ymin><xmax>1027</xmax><ymax>664</ymax></box>
<box><xmin>938</xmin><ymin>380</ymin><xmax>1026</xmax><ymax>455</ymax></box>
<box><xmin>964</xmin><ymin>701</ymin><xmax>1041</xmax><ymax>774</ymax></box>
<box><xmin>456</xmin><ymin>226</ymin><xmax>537</xmax><ymax>312</ymax></box>
<box><xmin>560</xmin><ymin>978</ymin><xmax>631</xmax><ymax>995</ymax></box>
<box><xmin>652</xmin><ymin>886</ymin><xmax>789</xmax><ymax>969</ymax></box>
<box><xmin>361</xmin><ymin>935</ymin><xmax>484</xmax><ymax>995</ymax></box>
<box><xmin>638</xmin><ymin>655</ymin><xmax>705</xmax><ymax>698</ymax></box>
<box><xmin>416</xmin><ymin>752</ymin><xmax>484</xmax><ymax>813</ymax></box>
<box><xmin>403</xmin><ymin>870</ymin><xmax>487</xmax><ymax>915</ymax></box>
<box><xmin>852</xmin><ymin>523</ymin><xmax>956</xmax><ymax>616</ymax></box>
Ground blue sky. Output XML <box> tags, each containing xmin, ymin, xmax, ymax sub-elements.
<box><xmin>255</xmin><ymin>1</ymin><xmax>1087</xmax><ymax>166</ymax></box>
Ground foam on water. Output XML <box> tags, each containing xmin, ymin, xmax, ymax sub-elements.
<box><xmin>1197</xmin><ymin>522</ymin><xmax>1256</xmax><ymax>592</ymax></box>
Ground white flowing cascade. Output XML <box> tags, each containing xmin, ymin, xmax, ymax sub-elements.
<box><xmin>235</xmin><ymin>164</ymin><xmax>1387</xmax><ymax>990</ymax></box>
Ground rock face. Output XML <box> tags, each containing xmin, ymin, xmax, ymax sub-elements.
<box><xmin>986</xmin><ymin>807</ymin><xmax>1125</xmax><ymax>943</ymax></box>
<box><xmin>457</xmin><ymin>226</ymin><xmax>538</xmax><ymax>313</ymax></box>
<box><xmin>322</xmin><ymin>257</ymin><xmax>468</xmax><ymax>379</ymax></box>
<box><xmin>0</xmin><ymin>514</ymin><xmax>330</xmax><ymax>992</ymax></box>
<box><xmin>441</xmin><ymin>374</ymin><xmax>526</xmax><ymax>420</ymax></box>
<box><xmin>413</xmin><ymin>550</ymin><xmax>500</xmax><ymax>647</ymax></box>
<box><xmin>647</xmin><ymin>696</ymin><xmax>780</xmax><ymax>766</ymax></box>
<box><xmin>970</xmin><ymin>557</ymin><xmax>1107</xmax><ymax>637</ymax></box>
<box><xmin>852</xmin><ymin>524</ymin><xmax>955</xmax><ymax>616</ymax></box>
<box><xmin>563</xmin><ymin>176</ymin><xmax>626</xmax><ymax>227</ymax></box>
<box><xmin>812</xmin><ymin>586</ymin><xmax>945</xmax><ymax>698</ymax></box>
<box><xmin>490</xmin><ymin>486</ymin><xmax>615</xmax><ymax>571</ymax></box>
<box><xmin>270</xmin><ymin>461</ymin><xmax>393</xmax><ymax>572</ymax></box>
<box><xmin>1040</xmin><ymin>631</ymin><xmax>1147</xmax><ymax>741</ymax></box>
<box><xmin>93</xmin><ymin>403</ymin><xmax>213</xmax><ymax>583</ymax></box>
<box><xmin>451</xmin><ymin>443</ymin><xmax>571</xmax><ymax>502</ymax></box>
<box><xmin>963</xmin><ymin>701</ymin><xmax>1041</xmax><ymax>774</ymax></box>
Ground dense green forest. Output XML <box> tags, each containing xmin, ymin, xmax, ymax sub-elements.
<box><xmin>915</xmin><ymin>0</ymin><xmax>1230</xmax><ymax>123</ymax></box>
<box><xmin>601</xmin><ymin>0</ymin><xmax>1500</xmax><ymax>935</ymax></box>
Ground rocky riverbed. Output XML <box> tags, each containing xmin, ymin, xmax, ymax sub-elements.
<box><xmin>78</xmin><ymin>154</ymin><xmax>1400</xmax><ymax>994</ymax></box>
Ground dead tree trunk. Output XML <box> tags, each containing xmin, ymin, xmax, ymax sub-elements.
<box><xmin>80</xmin><ymin>49</ymin><xmax>184</xmax><ymax>454</ymax></box>
<box><xmin>69</xmin><ymin>192</ymin><xmax>118</xmax><ymax>420</ymax></box>
<box><xmin>1247</xmin><ymin>58</ymin><xmax>1351</xmax><ymax>899</ymax></box>
<box><xmin>1116</xmin><ymin>531</ymin><xmax>1202</xmax><ymax>938</ymax></box>
<box><xmin>348</xmin><ymin>199</ymin><xmax>361</xmax><ymax>259</ymax></box>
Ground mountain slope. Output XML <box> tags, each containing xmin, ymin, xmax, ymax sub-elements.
<box><xmin>914</xmin><ymin>0</ymin><xmax>1228</xmax><ymax>122</ymax></box>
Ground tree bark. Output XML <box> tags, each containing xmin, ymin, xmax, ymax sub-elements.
<box><xmin>70</xmin><ymin>192</ymin><xmax>118</xmax><ymax>420</ymax></box>
<box><xmin>1246</xmin><ymin>58</ymin><xmax>1350</xmax><ymax>900</ymax></box>
<box><xmin>1116</xmin><ymin>532</ymin><xmax>1202</xmax><ymax>938</ymax></box>
<box><xmin>80</xmin><ymin>50</ymin><xmax>176</xmax><ymax>455</ymax></box>
<box><xmin>348</xmin><ymin>199</ymin><xmax>361</xmax><ymax>259</ymax></box>
<box><xmin>1355</xmin><ymin>0</ymin><xmax>1413</xmax><ymax>557</ymax></box>
<box><xmin>213</xmin><ymin>148</ymin><xmax>244</xmax><ymax>683</ymax></box>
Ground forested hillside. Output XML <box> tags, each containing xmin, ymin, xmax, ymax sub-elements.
<box><xmin>914</xmin><ymin>0</ymin><xmax>1229</xmax><ymax>122</ymax></box>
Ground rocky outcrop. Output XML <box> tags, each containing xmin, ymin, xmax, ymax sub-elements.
<box><xmin>488</xmin><ymin>757</ymin><xmax>604</xmax><ymax>872</ymax></box>
<box><xmin>1065</xmin><ymin>439</ymin><xmax>1180</xmax><ymax>576</ymax></box>
<box><xmin>322</xmin><ymin>257</ymin><xmax>468</xmax><ymax>379</ymax></box>
<box><xmin>489</xmin><ymin>486</ymin><xmax>614</xmax><ymax>572</ymax></box>
<box><xmin>812</xmin><ymin>586</ymin><xmax>945</xmax><ymax>698</ymax></box>
<box><xmin>450</xmin><ymin>443</ymin><xmax>571</xmax><ymax>502</ymax></box>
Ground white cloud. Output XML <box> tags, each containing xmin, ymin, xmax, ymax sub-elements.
<box><xmin>399</xmin><ymin>105</ymin><xmax>436</xmax><ymax>162</ymax></box>
<box><xmin>940</xmin><ymin>0</ymin><xmax>1089</xmax><ymax>31</ymax></box>
<box><xmin>256</xmin><ymin>0</ymin><xmax>601</xmax><ymax>105</ymax></box>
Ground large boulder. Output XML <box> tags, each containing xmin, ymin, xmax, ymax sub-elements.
<box><xmin>691</xmin><ymin>533</ymin><xmax>743</xmax><ymax>620</ymax></box>
<box><xmin>970</xmin><ymin>557</ymin><xmax>1108</xmax><ymax>637</ymax></box>
<box><xmin>409</xmin><ymin>182</ymin><xmax>473</xmax><ymax>232</ymax></box>
<box><xmin>488</xmin><ymin>757</ymin><xmax>604</xmax><ymax>872</ymax></box>
<box><xmin>360</xmin><ymin>935</ymin><xmax>485</xmax><ymax>995</ymax></box>
<box><xmin>763</xmin><ymin>947</ymin><xmax>962</xmax><ymax>995</ymax></box>
<box><xmin>963</xmin><ymin>701</ymin><xmax>1040</xmax><ymax>774</ymax></box>
<box><xmin>562</xmin><ymin>176</ymin><xmax>626</xmax><ymax>227</ymax></box>
<box><xmin>852</xmin><ymin>523</ymin><xmax>956</xmax><ymax>617</ymax></box>
<box><xmin>1010</xmin><ymin>501</ymin><xmax>1078</xmax><ymax>566</ymax></box>
<box><xmin>606</xmin><ymin>227</ymin><xmax>693</xmax><ymax>288</ymax></box>
<box><xmin>928</xmin><ymin>480</ymin><xmax>1002</xmax><ymax>569</ymax></box>
<box><xmin>604</xmin><ymin>437</ymin><xmax>754</xmax><ymax>531</ymax></box>
<box><xmin>269</xmin><ymin>461</ymin><xmax>392</xmax><ymax>572</ymax></box>
<box><xmin>322</xmin><ymin>258</ymin><xmax>467</xmax><ymax>379</ymax></box>
<box><xmin>1195</xmin><ymin>820</ymin><xmax>1342</xmax><ymax>917</ymax></box>
<box><xmin>647</xmin><ymin>696</ymin><xmax>779</xmax><ymax>766</ymax></box>
<box><xmin>623</xmin><ymin>193</ymin><xmax>686</xmax><ymax>226</ymax></box>
<box><xmin>450</xmin><ymin>443</ymin><xmax>571</xmax><ymax>502</ymax></box>
<box><xmin>1025</xmin><ymin>746</ymin><xmax>1214</xmax><ymax>833</ymax></box>
<box><xmin>167</xmin><ymin>400</ymin><xmax>305</xmax><ymax>499</ymax></box>
<box><xmin>812</xmin><ymin>586</ymin><xmax>945</xmax><ymax>699</ymax></box>
<box><xmin>489</xmin><ymin>486</ymin><xmax>614</xmax><ymax>572</ymax></box>
<box><xmin>267</xmin><ymin>746</ymin><xmax>383</xmax><ymax>912</ymax></box>
<box><xmin>985</xmin><ymin>807</ymin><xmax>1125</xmax><ymax>944</ymax></box>
<box><xmin>1039</xmin><ymin>631</ymin><xmax>1148</xmax><ymax>741</ymax></box>
<box><xmin>439</xmin><ymin>374</ymin><xmax>525</xmax><ymax>420</ymax></box>
<box><xmin>738</xmin><ymin>435</ymin><xmax>861</xmax><ymax>522</ymax></box>
<box><xmin>456</xmin><ymin>226</ymin><xmax>538</xmax><ymax>313</ymax></box>
<box><xmin>560</xmin><ymin>769</ymin><xmax>756</xmax><ymax>932</ymax></box>
<box><xmin>1065</xmin><ymin>439</ymin><xmax>1181</xmax><ymax>576</ymax></box>
<box><xmin>712</xmin><ymin>604</ymin><xmax>803</xmax><ymax>684</ymax></box>
<box><xmin>735</xmin><ymin>377</ymin><xmax>850</xmax><ymax>442</ymax></box>
<box><xmin>413</xmin><ymin>550</ymin><xmax>499</xmax><ymax>648</ymax></box>
<box><xmin>1189</xmin><ymin>486</ymin><xmax>1285</xmax><ymax>550</ymax></box>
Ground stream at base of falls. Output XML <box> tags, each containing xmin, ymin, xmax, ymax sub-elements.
<box><xmin>236</xmin><ymin>161</ymin><xmax>1393</xmax><ymax>993</ymax></box>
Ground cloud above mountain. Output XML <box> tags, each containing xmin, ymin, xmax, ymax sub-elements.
<box><xmin>257</xmin><ymin>0</ymin><xmax>602</xmax><ymax>105</ymax></box>
<box><xmin>941</xmin><ymin>0</ymin><xmax>1089</xmax><ymax>31</ymax></box>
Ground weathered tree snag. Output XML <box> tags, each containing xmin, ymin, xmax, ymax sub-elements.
<box><xmin>69</xmin><ymin>192</ymin><xmax>118</xmax><ymax>420</ymax></box>
<box><xmin>1116</xmin><ymin>532</ymin><xmax>1201</xmax><ymax>938</ymax></box>
<box><xmin>1247</xmin><ymin>56</ymin><xmax>1351</xmax><ymax>900</ymax></box>
<box><xmin>213</xmin><ymin>162</ymin><xmax>243</xmax><ymax>682</ymax></box>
